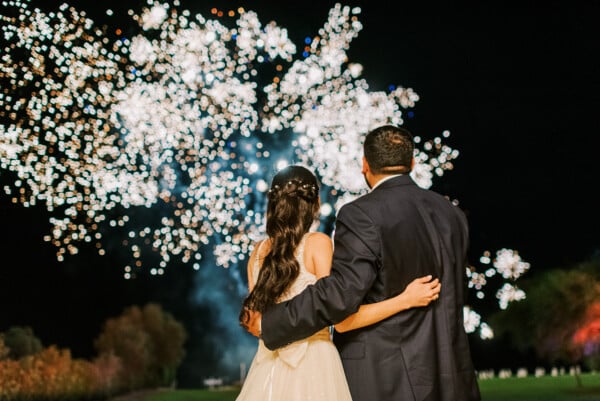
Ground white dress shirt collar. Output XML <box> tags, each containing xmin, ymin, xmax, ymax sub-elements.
<box><xmin>370</xmin><ymin>174</ymin><xmax>403</xmax><ymax>191</ymax></box>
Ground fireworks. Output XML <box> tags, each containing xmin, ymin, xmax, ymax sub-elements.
<box><xmin>465</xmin><ymin>249</ymin><xmax>530</xmax><ymax>335</ymax></box>
<box><xmin>496</xmin><ymin>283</ymin><xmax>526</xmax><ymax>310</ymax></box>
<box><xmin>1</xmin><ymin>1</ymin><xmax>457</xmax><ymax>273</ymax></box>
<box><xmin>1</xmin><ymin>1</ymin><xmax>524</xmax><ymax>338</ymax></box>
<box><xmin>493</xmin><ymin>248</ymin><xmax>531</xmax><ymax>281</ymax></box>
<box><xmin>0</xmin><ymin>0</ymin><xmax>296</xmax><ymax>273</ymax></box>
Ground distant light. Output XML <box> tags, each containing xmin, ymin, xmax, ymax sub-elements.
<box><xmin>276</xmin><ymin>160</ymin><xmax>288</xmax><ymax>171</ymax></box>
<box><xmin>480</xmin><ymin>323</ymin><xmax>494</xmax><ymax>340</ymax></box>
<box><xmin>320</xmin><ymin>202</ymin><xmax>333</xmax><ymax>216</ymax></box>
<box><xmin>256</xmin><ymin>179</ymin><xmax>268</xmax><ymax>192</ymax></box>
<box><xmin>248</xmin><ymin>162</ymin><xmax>259</xmax><ymax>174</ymax></box>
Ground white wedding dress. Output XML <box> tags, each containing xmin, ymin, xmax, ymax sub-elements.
<box><xmin>236</xmin><ymin>233</ymin><xmax>353</xmax><ymax>401</ymax></box>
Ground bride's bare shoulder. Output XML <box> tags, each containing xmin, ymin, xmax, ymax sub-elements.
<box><xmin>304</xmin><ymin>232</ymin><xmax>333</xmax><ymax>278</ymax></box>
<box><xmin>306</xmin><ymin>232</ymin><xmax>333</xmax><ymax>250</ymax></box>
<box><xmin>254</xmin><ymin>238</ymin><xmax>271</xmax><ymax>259</ymax></box>
<box><xmin>246</xmin><ymin>239</ymin><xmax>271</xmax><ymax>288</ymax></box>
<box><xmin>247</xmin><ymin>239</ymin><xmax>270</xmax><ymax>268</ymax></box>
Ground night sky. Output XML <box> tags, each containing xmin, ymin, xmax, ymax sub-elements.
<box><xmin>1</xmin><ymin>0</ymin><xmax>599</xmax><ymax>387</ymax></box>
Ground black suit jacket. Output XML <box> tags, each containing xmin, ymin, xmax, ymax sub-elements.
<box><xmin>261</xmin><ymin>175</ymin><xmax>480</xmax><ymax>401</ymax></box>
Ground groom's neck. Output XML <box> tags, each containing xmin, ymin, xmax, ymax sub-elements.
<box><xmin>369</xmin><ymin>173</ymin><xmax>402</xmax><ymax>191</ymax></box>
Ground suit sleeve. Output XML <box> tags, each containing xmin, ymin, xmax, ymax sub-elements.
<box><xmin>261</xmin><ymin>203</ymin><xmax>380</xmax><ymax>350</ymax></box>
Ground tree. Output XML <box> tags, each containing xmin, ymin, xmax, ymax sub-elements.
<box><xmin>491</xmin><ymin>260</ymin><xmax>600</xmax><ymax>385</ymax></box>
<box><xmin>140</xmin><ymin>303</ymin><xmax>188</xmax><ymax>386</ymax></box>
<box><xmin>572</xmin><ymin>301</ymin><xmax>600</xmax><ymax>370</ymax></box>
<box><xmin>0</xmin><ymin>334</ymin><xmax>9</xmax><ymax>360</ymax></box>
<box><xmin>1</xmin><ymin>326</ymin><xmax>43</xmax><ymax>360</ymax></box>
<box><xmin>94</xmin><ymin>308</ymin><xmax>153</xmax><ymax>390</ymax></box>
<box><xmin>95</xmin><ymin>303</ymin><xmax>187</xmax><ymax>390</ymax></box>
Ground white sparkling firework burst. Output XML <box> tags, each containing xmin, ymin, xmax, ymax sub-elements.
<box><xmin>465</xmin><ymin>248</ymin><xmax>530</xmax><ymax>337</ymax></box>
<box><xmin>464</xmin><ymin>308</ymin><xmax>494</xmax><ymax>340</ymax></box>
<box><xmin>261</xmin><ymin>4</ymin><xmax>456</xmax><ymax>198</ymax></box>
<box><xmin>479</xmin><ymin>322</ymin><xmax>494</xmax><ymax>340</ymax></box>
<box><xmin>496</xmin><ymin>283</ymin><xmax>527</xmax><ymax>310</ymax></box>
<box><xmin>463</xmin><ymin>306</ymin><xmax>482</xmax><ymax>334</ymax></box>
<box><xmin>0</xmin><ymin>1</ymin><xmax>459</xmax><ymax>273</ymax></box>
<box><xmin>0</xmin><ymin>0</ymin><xmax>528</xmax><ymax>339</ymax></box>
<box><xmin>0</xmin><ymin>0</ymin><xmax>297</xmax><ymax>271</ymax></box>
<box><xmin>493</xmin><ymin>248</ymin><xmax>531</xmax><ymax>280</ymax></box>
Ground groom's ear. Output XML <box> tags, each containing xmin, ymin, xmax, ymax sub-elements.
<box><xmin>361</xmin><ymin>157</ymin><xmax>369</xmax><ymax>174</ymax></box>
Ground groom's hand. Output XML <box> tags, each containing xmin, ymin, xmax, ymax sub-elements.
<box><xmin>245</xmin><ymin>310</ymin><xmax>263</xmax><ymax>338</ymax></box>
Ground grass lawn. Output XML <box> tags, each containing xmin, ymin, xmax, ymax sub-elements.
<box><xmin>477</xmin><ymin>373</ymin><xmax>600</xmax><ymax>401</ymax></box>
<box><xmin>111</xmin><ymin>373</ymin><xmax>600</xmax><ymax>401</ymax></box>
<box><xmin>110</xmin><ymin>388</ymin><xmax>240</xmax><ymax>401</ymax></box>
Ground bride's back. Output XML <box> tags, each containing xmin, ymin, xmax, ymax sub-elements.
<box><xmin>252</xmin><ymin>232</ymin><xmax>333</xmax><ymax>302</ymax></box>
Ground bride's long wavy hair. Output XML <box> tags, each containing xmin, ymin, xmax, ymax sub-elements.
<box><xmin>239</xmin><ymin>165</ymin><xmax>320</xmax><ymax>327</ymax></box>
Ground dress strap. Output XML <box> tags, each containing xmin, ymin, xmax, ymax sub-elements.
<box><xmin>252</xmin><ymin>240</ymin><xmax>266</xmax><ymax>285</ymax></box>
<box><xmin>255</xmin><ymin>240</ymin><xmax>265</xmax><ymax>267</ymax></box>
<box><xmin>297</xmin><ymin>232</ymin><xmax>311</xmax><ymax>255</ymax></box>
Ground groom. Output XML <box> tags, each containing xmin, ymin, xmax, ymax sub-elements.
<box><xmin>246</xmin><ymin>125</ymin><xmax>480</xmax><ymax>401</ymax></box>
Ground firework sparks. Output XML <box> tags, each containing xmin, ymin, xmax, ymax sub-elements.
<box><xmin>465</xmin><ymin>249</ymin><xmax>530</xmax><ymax>335</ymax></box>
<box><xmin>0</xmin><ymin>0</ymin><xmax>299</xmax><ymax>273</ymax></box>
<box><xmin>1</xmin><ymin>1</ymin><xmax>450</xmax><ymax>272</ymax></box>
<box><xmin>0</xmin><ymin>0</ymin><xmax>526</xmax><ymax>339</ymax></box>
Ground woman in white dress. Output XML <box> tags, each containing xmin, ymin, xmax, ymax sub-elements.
<box><xmin>237</xmin><ymin>165</ymin><xmax>440</xmax><ymax>401</ymax></box>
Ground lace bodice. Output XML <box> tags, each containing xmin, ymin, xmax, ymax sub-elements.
<box><xmin>252</xmin><ymin>233</ymin><xmax>317</xmax><ymax>303</ymax></box>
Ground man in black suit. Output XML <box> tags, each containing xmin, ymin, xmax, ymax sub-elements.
<box><xmin>246</xmin><ymin>125</ymin><xmax>480</xmax><ymax>401</ymax></box>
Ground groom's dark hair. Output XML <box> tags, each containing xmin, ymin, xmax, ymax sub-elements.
<box><xmin>364</xmin><ymin>125</ymin><xmax>414</xmax><ymax>174</ymax></box>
